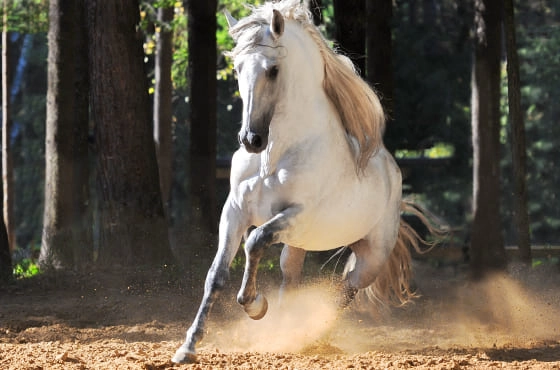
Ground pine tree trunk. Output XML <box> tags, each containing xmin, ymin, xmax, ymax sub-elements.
<box><xmin>504</xmin><ymin>0</ymin><xmax>531</xmax><ymax>264</ymax></box>
<box><xmin>0</xmin><ymin>212</ymin><xmax>11</xmax><ymax>282</ymax></box>
<box><xmin>88</xmin><ymin>0</ymin><xmax>174</xmax><ymax>266</ymax></box>
<box><xmin>470</xmin><ymin>0</ymin><xmax>507</xmax><ymax>278</ymax></box>
<box><xmin>366</xmin><ymin>0</ymin><xmax>394</xmax><ymax>117</ymax></box>
<box><xmin>40</xmin><ymin>0</ymin><xmax>92</xmax><ymax>269</ymax></box>
<box><xmin>307</xmin><ymin>0</ymin><xmax>322</xmax><ymax>26</ymax></box>
<box><xmin>333</xmin><ymin>0</ymin><xmax>366</xmax><ymax>76</ymax></box>
<box><xmin>2</xmin><ymin>0</ymin><xmax>14</xmax><ymax>252</ymax></box>
<box><xmin>153</xmin><ymin>6</ymin><xmax>174</xmax><ymax>221</ymax></box>
<box><xmin>186</xmin><ymin>0</ymin><xmax>218</xmax><ymax>249</ymax></box>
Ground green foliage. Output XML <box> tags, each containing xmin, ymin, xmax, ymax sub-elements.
<box><xmin>1</xmin><ymin>0</ymin><xmax>48</xmax><ymax>33</ymax></box>
<box><xmin>395</xmin><ymin>142</ymin><xmax>455</xmax><ymax>159</ymax></box>
<box><xmin>13</xmin><ymin>258</ymin><xmax>40</xmax><ymax>278</ymax></box>
<box><xmin>532</xmin><ymin>256</ymin><xmax>559</xmax><ymax>269</ymax></box>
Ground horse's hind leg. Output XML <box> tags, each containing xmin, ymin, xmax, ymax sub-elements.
<box><xmin>172</xmin><ymin>195</ymin><xmax>247</xmax><ymax>364</ymax></box>
<box><xmin>279</xmin><ymin>245</ymin><xmax>306</xmax><ymax>302</ymax></box>
<box><xmin>340</xmin><ymin>232</ymin><xmax>397</xmax><ymax>307</ymax></box>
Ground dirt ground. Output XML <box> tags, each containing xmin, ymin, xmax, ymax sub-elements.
<box><xmin>1</xmin><ymin>260</ymin><xmax>560</xmax><ymax>369</ymax></box>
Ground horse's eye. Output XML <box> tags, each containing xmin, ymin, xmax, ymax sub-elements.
<box><xmin>266</xmin><ymin>65</ymin><xmax>279</xmax><ymax>80</ymax></box>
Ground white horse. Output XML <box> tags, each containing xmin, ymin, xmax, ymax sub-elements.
<box><xmin>173</xmin><ymin>0</ymin><xmax>436</xmax><ymax>363</ymax></box>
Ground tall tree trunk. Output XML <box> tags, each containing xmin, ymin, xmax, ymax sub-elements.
<box><xmin>366</xmin><ymin>0</ymin><xmax>394</xmax><ymax>117</ymax></box>
<box><xmin>153</xmin><ymin>5</ymin><xmax>174</xmax><ymax>221</ymax></box>
<box><xmin>88</xmin><ymin>0</ymin><xmax>174</xmax><ymax>266</ymax></box>
<box><xmin>470</xmin><ymin>0</ymin><xmax>506</xmax><ymax>278</ymax></box>
<box><xmin>0</xmin><ymin>2</ymin><xmax>10</xmax><ymax>277</ymax></box>
<box><xmin>2</xmin><ymin>0</ymin><xmax>14</xmax><ymax>252</ymax></box>
<box><xmin>333</xmin><ymin>0</ymin><xmax>366</xmax><ymax>76</ymax></box>
<box><xmin>0</xmin><ymin>211</ymin><xmax>11</xmax><ymax>282</ymax></box>
<box><xmin>504</xmin><ymin>0</ymin><xmax>531</xmax><ymax>264</ymax></box>
<box><xmin>186</xmin><ymin>0</ymin><xmax>218</xmax><ymax>245</ymax></box>
<box><xmin>74</xmin><ymin>0</ymin><xmax>92</xmax><ymax>266</ymax></box>
<box><xmin>306</xmin><ymin>0</ymin><xmax>322</xmax><ymax>26</ymax></box>
<box><xmin>40</xmin><ymin>0</ymin><xmax>92</xmax><ymax>269</ymax></box>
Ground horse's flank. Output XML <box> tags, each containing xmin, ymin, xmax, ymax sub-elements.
<box><xmin>227</xmin><ymin>0</ymin><xmax>386</xmax><ymax>172</ymax></box>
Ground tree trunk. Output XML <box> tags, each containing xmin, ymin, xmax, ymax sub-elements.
<box><xmin>88</xmin><ymin>0</ymin><xmax>174</xmax><ymax>266</ymax></box>
<box><xmin>0</xmin><ymin>212</ymin><xmax>10</xmax><ymax>282</ymax></box>
<box><xmin>504</xmin><ymin>0</ymin><xmax>531</xmax><ymax>264</ymax></box>
<box><xmin>470</xmin><ymin>0</ymin><xmax>506</xmax><ymax>278</ymax></box>
<box><xmin>186</xmin><ymin>0</ymin><xmax>218</xmax><ymax>246</ymax></box>
<box><xmin>366</xmin><ymin>0</ymin><xmax>394</xmax><ymax>117</ymax></box>
<box><xmin>333</xmin><ymin>0</ymin><xmax>366</xmax><ymax>76</ymax></box>
<box><xmin>2</xmin><ymin>0</ymin><xmax>14</xmax><ymax>252</ymax></box>
<box><xmin>39</xmin><ymin>0</ymin><xmax>92</xmax><ymax>269</ymax></box>
<box><xmin>153</xmin><ymin>5</ymin><xmax>174</xmax><ymax>221</ymax></box>
<box><xmin>306</xmin><ymin>0</ymin><xmax>323</xmax><ymax>26</ymax></box>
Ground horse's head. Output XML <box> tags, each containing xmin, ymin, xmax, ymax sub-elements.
<box><xmin>227</xmin><ymin>9</ymin><xmax>287</xmax><ymax>153</ymax></box>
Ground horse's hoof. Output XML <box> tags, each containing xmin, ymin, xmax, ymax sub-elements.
<box><xmin>171</xmin><ymin>345</ymin><xmax>197</xmax><ymax>364</ymax></box>
<box><xmin>245</xmin><ymin>293</ymin><xmax>268</xmax><ymax>320</ymax></box>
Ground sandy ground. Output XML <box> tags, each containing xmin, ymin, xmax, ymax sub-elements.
<box><xmin>1</xmin><ymin>260</ymin><xmax>559</xmax><ymax>369</ymax></box>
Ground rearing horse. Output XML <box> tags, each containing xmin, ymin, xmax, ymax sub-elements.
<box><xmin>173</xmin><ymin>0</ymin><xmax>434</xmax><ymax>363</ymax></box>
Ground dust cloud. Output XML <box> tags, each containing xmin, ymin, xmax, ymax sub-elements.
<box><xmin>203</xmin><ymin>282</ymin><xmax>339</xmax><ymax>353</ymax></box>
<box><xmin>199</xmin><ymin>266</ymin><xmax>560</xmax><ymax>355</ymax></box>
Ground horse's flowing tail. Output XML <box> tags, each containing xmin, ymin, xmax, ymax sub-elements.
<box><xmin>346</xmin><ymin>198</ymin><xmax>448</xmax><ymax>310</ymax></box>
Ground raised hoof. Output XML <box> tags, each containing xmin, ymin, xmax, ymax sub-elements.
<box><xmin>171</xmin><ymin>345</ymin><xmax>197</xmax><ymax>364</ymax></box>
<box><xmin>245</xmin><ymin>293</ymin><xmax>268</xmax><ymax>320</ymax></box>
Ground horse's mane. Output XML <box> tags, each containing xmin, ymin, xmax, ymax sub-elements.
<box><xmin>229</xmin><ymin>0</ymin><xmax>386</xmax><ymax>172</ymax></box>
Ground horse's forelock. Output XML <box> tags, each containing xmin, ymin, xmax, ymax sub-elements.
<box><xmin>227</xmin><ymin>0</ymin><xmax>311</xmax><ymax>58</ymax></box>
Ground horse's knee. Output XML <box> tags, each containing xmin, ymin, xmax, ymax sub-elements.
<box><xmin>246</xmin><ymin>225</ymin><xmax>278</xmax><ymax>254</ymax></box>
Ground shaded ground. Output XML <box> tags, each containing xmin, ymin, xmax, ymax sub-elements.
<box><xmin>1</xmin><ymin>260</ymin><xmax>559</xmax><ymax>369</ymax></box>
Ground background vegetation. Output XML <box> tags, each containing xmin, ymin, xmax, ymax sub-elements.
<box><xmin>2</xmin><ymin>0</ymin><xmax>560</xmax><ymax>276</ymax></box>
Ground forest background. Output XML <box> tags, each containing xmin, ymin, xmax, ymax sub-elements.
<box><xmin>1</xmin><ymin>0</ymin><xmax>559</xmax><ymax>279</ymax></box>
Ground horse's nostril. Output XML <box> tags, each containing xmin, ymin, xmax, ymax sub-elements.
<box><xmin>250</xmin><ymin>134</ymin><xmax>262</xmax><ymax>149</ymax></box>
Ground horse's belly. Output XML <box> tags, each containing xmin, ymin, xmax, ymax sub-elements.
<box><xmin>286</xmin><ymin>193</ymin><xmax>388</xmax><ymax>251</ymax></box>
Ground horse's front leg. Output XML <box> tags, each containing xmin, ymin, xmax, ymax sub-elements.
<box><xmin>237</xmin><ymin>207</ymin><xmax>300</xmax><ymax>319</ymax></box>
<box><xmin>172</xmin><ymin>196</ymin><xmax>247</xmax><ymax>364</ymax></box>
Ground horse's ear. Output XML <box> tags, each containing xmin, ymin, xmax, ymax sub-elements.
<box><xmin>270</xmin><ymin>9</ymin><xmax>284</xmax><ymax>39</ymax></box>
<box><xmin>224</xmin><ymin>10</ymin><xmax>238</xmax><ymax>28</ymax></box>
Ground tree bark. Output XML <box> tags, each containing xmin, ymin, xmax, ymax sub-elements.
<box><xmin>39</xmin><ymin>0</ymin><xmax>92</xmax><ymax>269</ymax></box>
<box><xmin>504</xmin><ymin>0</ymin><xmax>531</xmax><ymax>264</ymax></box>
<box><xmin>0</xmin><ymin>211</ymin><xmax>11</xmax><ymax>282</ymax></box>
<box><xmin>470</xmin><ymin>0</ymin><xmax>507</xmax><ymax>278</ymax></box>
<box><xmin>0</xmin><ymin>3</ymin><xmax>11</xmax><ymax>275</ymax></box>
<box><xmin>2</xmin><ymin>0</ymin><xmax>14</xmax><ymax>252</ymax></box>
<box><xmin>186</xmin><ymin>0</ymin><xmax>218</xmax><ymax>244</ymax></box>
<box><xmin>153</xmin><ymin>5</ymin><xmax>174</xmax><ymax>221</ymax></box>
<box><xmin>88</xmin><ymin>0</ymin><xmax>174</xmax><ymax>266</ymax></box>
<box><xmin>333</xmin><ymin>0</ymin><xmax>366</xmax><ymax>76</ymax></box>
<box><xmin>366</xmin><ymin>0</ymin><xmax>394</xmax><ymax>117</ymax></box>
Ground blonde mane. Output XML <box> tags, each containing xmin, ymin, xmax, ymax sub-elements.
<box><xmin>229</xmin><ymin>0</ymin><xmax>386</xmax><ymax>171</ymax></box>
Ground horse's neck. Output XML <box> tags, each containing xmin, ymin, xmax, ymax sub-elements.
<box><xmin>261</xmin><ymin>90</ymin><xmax>350</xmax><ymax>173</ymax></box>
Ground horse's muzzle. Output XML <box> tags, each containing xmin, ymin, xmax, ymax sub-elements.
<box><xmin>239</xmin><ymin>131</ymin><xmax>266</xmax><ymax>153</ymax></box>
